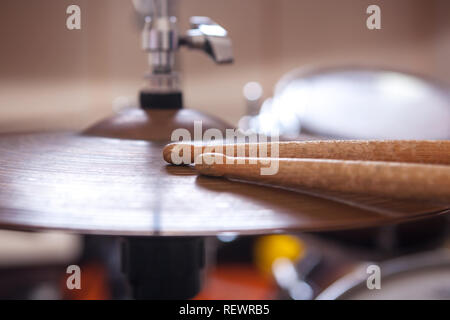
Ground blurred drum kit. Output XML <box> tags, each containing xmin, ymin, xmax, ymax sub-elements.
<box><xmin>0</xmin><ymin>0</ymin><xmax>449</xmax><ymax>299</ymax></box>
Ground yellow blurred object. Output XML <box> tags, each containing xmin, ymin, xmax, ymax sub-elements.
<box><xmin>254</xmin><ymin>235</ymin><xmax>306</xmax><ymax>275</ymax></box>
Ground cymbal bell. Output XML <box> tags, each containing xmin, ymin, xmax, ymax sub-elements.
<box><xmin>84</xmin><ymin>108</ymin><xmax>230</xmax><ymax>141</ymax></box>
<box><xmin>0</xmin><ymin>132</ymin><xmax>447</xmax><ymax>236</ymax></box>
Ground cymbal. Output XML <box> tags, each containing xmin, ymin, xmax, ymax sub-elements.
<box><xmin>0</xmin><ymin>132</ymin><xmax>447</xmax><ymax>236</ymax></box>
<box><xmin>84</xmin><ymin>108</ymin><xmax>230</xmax><ymax>142</ymax></box>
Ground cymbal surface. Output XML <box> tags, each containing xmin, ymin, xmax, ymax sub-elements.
<box><xmin>0</xmin><ymin>132</ymin><xmax>447</xmax><ymax>236</ymax></box>
<box><xmin>84</xmin><ymin>108</ymin><xmax>231</xmax><ymax>142</ymax></box>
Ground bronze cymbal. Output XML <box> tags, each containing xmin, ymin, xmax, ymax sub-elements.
<box><xmin>0</xmin><ymin>132</ymin><xmax>447</xmax><ymax>236</ymax></box>
<box><xmin>84</xmin><ymin>108</ymin><xmax>230</xmax><ymax>141</ymax></box>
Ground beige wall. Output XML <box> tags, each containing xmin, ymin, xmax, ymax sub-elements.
<box><xmin>0</xmin><ymin>0</ymin><xmax>448</xmax><ymax>132</ymax></box>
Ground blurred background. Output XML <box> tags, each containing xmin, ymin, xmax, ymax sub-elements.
<box><xmin>0</xmin><ymin>0</ymin><xmax>449</xmax><ymax>300</ymax></box>
<box><xmin>1</xmin><ymin>0</ymin><xmax>449</xmax><ymax>132</ymax></box>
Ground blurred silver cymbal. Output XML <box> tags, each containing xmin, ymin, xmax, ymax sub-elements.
<box><xmin>248</xmin><ymin>67</ymin><xmax>450</xmax><ymax>140</ymax></box>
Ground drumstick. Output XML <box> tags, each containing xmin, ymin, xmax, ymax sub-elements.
<box><xmin>195</xmin><ymin>153</ymin><xmax>450</xmax><ymax>203</ymax></box>
<box><xmin>163</xmin><ymin>140</ymin><xmax>450</xmax><ymax>165</ymax></box>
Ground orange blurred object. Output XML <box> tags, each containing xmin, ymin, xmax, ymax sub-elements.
<box><xmin>195</xmin><ymin>264</ymin><xmax>276</xmax><ymax>300</ymax></box>
<box><xmin>61</xmin><ymin>263</ymin><xmax>110</xmax><ymax>300</ymax></box>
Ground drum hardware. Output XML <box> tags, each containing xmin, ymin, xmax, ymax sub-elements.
<box><xmin>85</xmin><ymin>0</ymin><xmax>233</xmax><ymax>141</ymax></box>
<box><xmin>138</xmin><ymin>0</ymin><xmax>233</xmax><ymax>109</ymax></box>
<box><xmin>122</xmin><ymin>237</ymin><xmax>204</xmax><ymax>299</ymax></box>
<box><xmin>121</xmin><ymin>0</ymin><xmax>233</xmax><ymax>300</ymax></box>
<box><xmin>316</xmin><ymin>249</ymin><xmax>450</xmax><ymax>300</ymax></box>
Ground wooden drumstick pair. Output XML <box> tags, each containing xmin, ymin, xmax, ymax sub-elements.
<box><xmin>163</xmin><ymin>140</ymin><xmax>450</xmax><ymax>203</ymax></box>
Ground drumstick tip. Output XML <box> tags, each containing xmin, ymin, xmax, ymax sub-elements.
<box><xmin>162</xmin><ymin>143</ymin><xmax>177</xmax><ymax>164</ymax></box>
<box><xmin>162</xmin><ymin>142</ymin><xmax>195</xmax><ymax>165</ymax></box>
